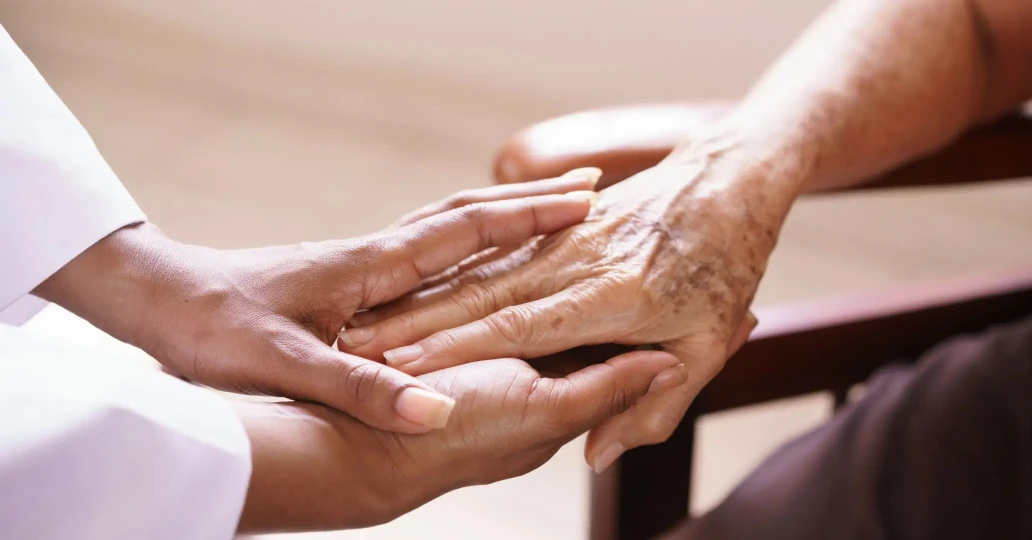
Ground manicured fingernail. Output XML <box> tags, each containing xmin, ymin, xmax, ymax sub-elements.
<box><xmin>384</xmin><ymin>344</ymin><xmax>424</xmax><ymax>366</ymax></box>
<box><xmin>338</xmin><ymin>327</ymin><xmax>375</xmax><ymax>348</ymax></box>
<box><xmin>593</xmin><ymin>443</ymin><xmax>625</xmax><ymax>474</ymax></box>
<box><xmin>566</xmin><ymin>190</ymin><xmax>599</xmax><ymax>207</ymax></box>
<box><xmin>395</xmin><ymin>386</ymin><xmax>455</xmax><ymax>429</ymax></box>
<box><xmin>648</xmin><ymin>363</ymin><xmax>689</xmax><ymax>394</ymax></box>
<box><xmin>745</xmin><ymin>311</ymin><xmax>759</xmax><ymax>330</ymax></box>
<box><xmin>564</xmin><ymin>167</ymin><xmax>602</xmax><ymax>188</ymax></box>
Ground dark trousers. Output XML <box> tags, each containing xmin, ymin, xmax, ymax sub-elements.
<box><xmin>674</xmin><ymin>316</ymin><xmax>1032</xmax><ymax>540</ymax></box>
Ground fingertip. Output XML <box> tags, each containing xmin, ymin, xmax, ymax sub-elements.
<box><xmin>591</xmin><ymin>442</ymin><xmax>625</xmax><ymax>474</ymax></box>
<box><xmin>646</xmin><ymin>363</ymin><xmax>689</xmax><ymax>394</ymax></box>
<box><xmin>604</xmin><ymin>349</ymin><xmax>681</xmax><ymax>374</ymax></box>
<box><xmin>561</xmin><ymin>167</ymin><xmax>603</xmax><ymax>188</ymax></box>
<box><xmin>383</xmin><ymin>344</ymin><xmax>424</xmax><ymax>367</ymax></box>
<box><xmin>565</xmin><ymin>190</ymin><xmax>599</xmax><ymax>208</ymax></box>
<box><xmin>337</xmin><ymin>326</ymin><xmax>375</xmax><ymax>349</ymax></box>
<box><xmin>527</xmin><ymin>191</ymin><xmax>594</xmax><ymax>233</ymax></box>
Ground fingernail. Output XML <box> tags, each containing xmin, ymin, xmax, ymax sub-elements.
<box><xmin>647</xmin><ymin>363</ymin><xmax>689</xmax><ymax>394</ymax></box>
<box><xmin>337</xmin><ymin>327</ymin><xmax>375</xmax><ymax>348</ymax></box>
<box><xmin>566</xmin><ymin>190</ymin><xmax>599</xmax><ymax>208</ymax></box>
<box><xmin>593</xmin><ymin>443</ymin><xmax>625</xmax><ymax>474</ymax></box>
<box><xmin>395</xmin><ymin>386</ymin><xmax>455</xmax><ymax>429</ymax></box>
<box><xmin>384</xmin><ymin>344</ymin><xmax>424</xmax><ymax>366</ymax></box>
<box><xmin>564</xmin><ymin>167</ymin><xmax>603</xmax><ymax>188</ymax></box>
<box><xmin>746</xmin><ymin>311</ymin><xmax>759</xmax><ymax>330</ymax></box>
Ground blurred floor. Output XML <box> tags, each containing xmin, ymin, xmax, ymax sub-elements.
<box><xmin>3</xmin><ymin>1</ymin><xmax>1031</xmax><ymax>538</ymax></box>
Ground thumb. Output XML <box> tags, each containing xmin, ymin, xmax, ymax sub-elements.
<box><xmin>581</xmin><ymin>314</ymin><xmax>758</xmax><ymax>472</ymax></box>
<box><xmin>532</xmin><ymin>350</ymin><xmax>681</xmax><ymax>439</ymax></box>
<box><xmin>271</xmin><ymin>344</ymin><xmax>457</xmax><ymax>434</ymax></box>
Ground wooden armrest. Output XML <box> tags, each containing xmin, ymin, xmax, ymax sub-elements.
<box><xmin>494</xmin><ymin>102</ymin><xmax>1032</xmax><ymax>191</ymax></box>
<box><xmin>494</xmin><ymin>102</ymin><xmax>731</xmax><ymax>190</ymax></box>
<box><xmin>696</xmin><ymin>266</ymin><xmax>1032</xmax><ymax>412</ymax></box>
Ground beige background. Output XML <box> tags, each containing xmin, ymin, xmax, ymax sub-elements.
<box><xmin>4</xmin><ymin>1</ymin><xmax>1030</xmax><ymax>538</ymax></box>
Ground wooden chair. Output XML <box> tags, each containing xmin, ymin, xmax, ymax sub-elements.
<box><xmin>492</xmin><ymin>102</ymin><xmax>1032</xmax><ymax>540</ymax></box>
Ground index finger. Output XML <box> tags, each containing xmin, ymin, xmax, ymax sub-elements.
<box><xmin>372</xmin><ymin>192</ymin><xmax>596</xmax><ymax>301</ymax></box>
<box><xmin>530</xmin><ymin>349</ymin><xmax>681</xmax><ymax>438</ymax></box>
<box><xmin>391</xmin><ymin>167</ymin><xmax>601</xmax><ymax>227</ymax></box>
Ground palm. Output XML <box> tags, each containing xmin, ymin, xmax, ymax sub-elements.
<box><xmin>364</xmin><ymin>347</ymin><xmax>679</xmax><ymax>517</ymax></box>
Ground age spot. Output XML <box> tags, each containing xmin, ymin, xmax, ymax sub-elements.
<box><xmin>551</xmin><ymin>316</ymin><xmax>565</xmax><ymax>330</ymax></box>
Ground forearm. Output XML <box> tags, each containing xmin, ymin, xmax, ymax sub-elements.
<box><xmin>691</xmin><ymin>0</ymin><xmax>1032</xmax><ymax>197</ymax></box>
<box><xmin>234</xmin><ymin>401</ymin><xmax>404</xmax><ymax>533</ymax></box>
<box><xmin>31</xmin><ymin>223</ymin><xmax>186</xmax><ymax>349</ymax></box>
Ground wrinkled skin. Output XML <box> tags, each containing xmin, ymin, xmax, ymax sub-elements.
<box><xmin>238</xmin><ymin>346</ymin><xmax>679</xmax><ymax>532</ymax></box>
<box><xmin>342</xmin><ymin>145</ymin><xmax>788</xmax><ymax>466</ymax></box>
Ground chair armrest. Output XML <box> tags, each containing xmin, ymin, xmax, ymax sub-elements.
<box><xmin>695</xmin><ymin>266</ymin><xmax>1032</xmax><ymax>412</ymax></box>
<box><xmin>494</xmin><ymin>102</ymin><xmax>1032</xmax><ymax>191</ymax></box>
<box><xmin>494</xmin><ymin>102</ymin><xmax>731</xmax><ymax>190</ymax></box>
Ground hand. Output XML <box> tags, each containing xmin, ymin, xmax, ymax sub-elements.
<box><xmin>236</xmin><ymin>345</ymin><xmax>680</xmax><ymax>532</ymax></box>
<box><xmin>33</xmin><ymin>169</ymin><xmax>600</xmax><ymax>433</ymax></box>
<box><xmin>338</xmin><ymin>143</ymin><xmax>791</xmax><ymax>465</ymax></box>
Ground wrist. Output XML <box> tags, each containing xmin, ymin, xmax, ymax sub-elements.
<box><xmin>33</xmin><ymin>222</ymin><xmax>187</xmax><ymax>348</ymax></box>
<box><xmin>658</xmin><ymin>115</ymin><xmax>821</xmax><ymax>230</ymax></box>
<box><xmin>236</xmin><ymin>400</ymin><xmax>414</xmax><ymax>533</ymax></box>
<box><xmin>668</xmin><ymin>115</ymin><xmax>815</xmax><ymax>200</ymax></box>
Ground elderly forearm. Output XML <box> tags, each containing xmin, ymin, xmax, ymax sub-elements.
<box><xmin>700</xmin><ymin>0</ymin><xmax>1032</xmax><ymax>195</ymax></box>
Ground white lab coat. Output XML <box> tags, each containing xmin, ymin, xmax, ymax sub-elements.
<box><xmin>0</xmin><ymin>23</ymin><xmax>251</xmax><ymax>539</ymax></box>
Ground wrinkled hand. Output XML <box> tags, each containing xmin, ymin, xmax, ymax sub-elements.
<box><xmin>340</xmin><ymin>151</ymin><xmax>788</xmax><ymax>465</ymax></box>
<box><xmin>34</xmin><ymin>170</ymin><xmax>600</xmax><ymax>433</ymax></box>
<box><xmin>237</xmin><ymin>345</ymin><xmax>679</xmax><ymax>532</ymax></box>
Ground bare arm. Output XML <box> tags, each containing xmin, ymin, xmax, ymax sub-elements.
<box><xmin>339</xmin><ymin>0</ymin><xmax>1032</xmax><ymax>467</ymax></box>
<box><xmin>719</xmin><ymin>0</ymin><xmax>1032</xmax><ymax>194</ymax></box>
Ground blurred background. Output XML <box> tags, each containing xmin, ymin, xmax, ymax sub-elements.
<box><xmin>4</xmin><ymin>0</ymin><xmax>1029</xmax><ymax>538</ymax></box>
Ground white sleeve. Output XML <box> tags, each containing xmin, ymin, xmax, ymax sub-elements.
<box><xmin>0</xmin><ymin>23</ymin><xmax>145</xmax><ymax>322</ymax></box>
<box><xmin>0</xmin><ymin>324</ymin><xmax>252</xmax><ymax>540</ymax></box>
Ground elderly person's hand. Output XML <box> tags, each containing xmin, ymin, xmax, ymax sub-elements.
<box><xmin>235</xmin><ymin>345</ymin><xmax>679</xmax><ymax>532</ymax></box>
<box><xmin>33</xmin><ymin>170</ymin><xmax>600</xmax><ymax>434</ymax></box>
<box><xmin>339</xmin><ymin>142</ymin><xmax>786</xmax><ymax>468</ymax></box>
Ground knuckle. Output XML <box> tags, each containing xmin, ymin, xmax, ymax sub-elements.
<box><xmin>458</xmin><ymin>202</ymin><xmax>496</xmax><ymax>247</ymax></box>
<box><xmin>457</xmin><ymin>201</ymin><xmax>490</xmax><ymax>221</ymax></box>
<box><xmin>561</xmin><ymin>227</ymin><xmax>605</xmax><ymax>256</ymax></box>
<box><xmin>487</xmin><ymin>305</ymin><xmax>534</xmax><ymax>347</ymax></box>
<box><xmin>428</xmin><ymin>328</ymin><xmax>462</xmax><ymax>353</ymax></box>
<box><xmin>638</xmin><ymin>410</ymin><xmax>679</xmax><ymax>445</ymax></box>
<box><xmin>605</xmin><ymin>380</ymin><xmax>635</xmax><ymax>416</ymax></box>
<box><xmin>452</xmin><ymin>282</ymin><xmax>507</xmax><ymax>317</ymax></box>
<box><xmin>335</xmin><ymin>360</ymin><xmax>392</xmax><ymax>405</ymax></box>
<box><xmin>531</xmin><ymin>381</ymin><xmax>579</xmax><ymax>437</ymax></box>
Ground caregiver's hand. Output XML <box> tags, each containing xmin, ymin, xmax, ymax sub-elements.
<box><xmin>236</xmin><ymin>346</ymin><xmax>679</xmax><ymax>532</ymax></box>
<box><xmin>33</xmin><ymin>170</ymin><xmax>600</xmax><ymax>434</ymax></box>
<box><xmin>341</xmin><ymin>142</ymin><xmax>795</xmax><ymax>463</ymax></box>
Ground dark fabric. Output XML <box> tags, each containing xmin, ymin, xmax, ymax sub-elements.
<box><xmin>675</xmin><ymin>316</ymin><xmax>1032</xmax><ymax>540</ymax></box>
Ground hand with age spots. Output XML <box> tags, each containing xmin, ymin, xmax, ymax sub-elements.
<box><xmin>339</xmin><ymin>146</ymin><xmax>785</xmax><ymax>470</ymax></box>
